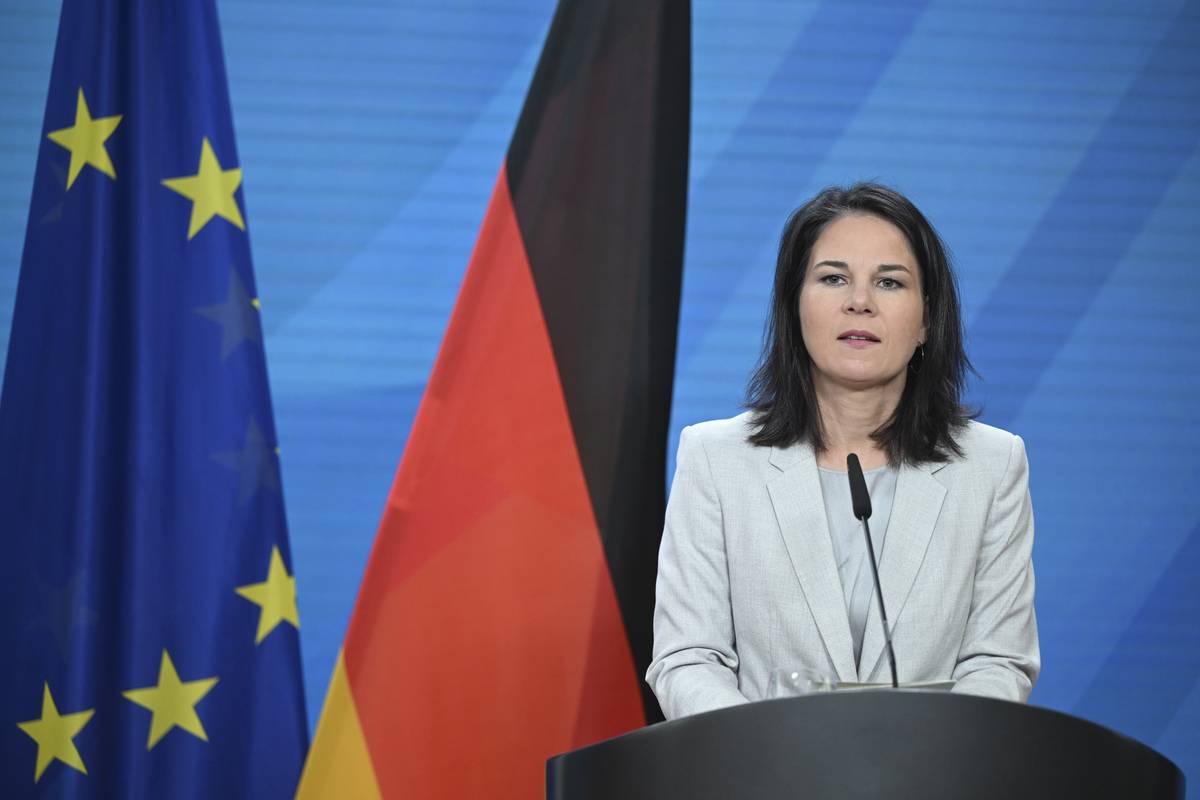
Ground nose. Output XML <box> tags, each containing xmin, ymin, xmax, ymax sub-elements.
<box><xmin>844</xmin><ymin>281</ymin><xmax>874</xmax><ymax>315</ymax></box>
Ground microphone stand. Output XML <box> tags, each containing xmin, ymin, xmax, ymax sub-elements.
<box><xmin>847</xmin><ymin>453</ymin><xmax>899</xmax><ymax>689</ymax></box>
<box><xmin>859</xmin><ymin>514</ymin><xmax>898</xmax><ymax>689</ymax></box>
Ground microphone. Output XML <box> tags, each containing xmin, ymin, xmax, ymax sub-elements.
<box><xmin>846</xmin><ymin>453</ymin><xmax>899</xmax><ymax>689</ymax></box>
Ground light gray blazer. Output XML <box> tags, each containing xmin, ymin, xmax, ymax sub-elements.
<box><xmin>646</xmin><ymin>412</ymin><xmax>1039</xmax><ymax>720</ymax></box>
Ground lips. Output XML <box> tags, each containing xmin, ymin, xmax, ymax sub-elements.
<box><xmin>838</xmin><ymin>329</ymin><xmax>880</xmax><ymax>343</ymax></box>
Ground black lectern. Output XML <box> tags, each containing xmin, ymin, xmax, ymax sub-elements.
<box><xmin>547</xmin><ymin>690</ymin><xmax>1185</xmax><ymax>799</ymax></box>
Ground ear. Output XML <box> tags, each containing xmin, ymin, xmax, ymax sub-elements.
<box><xmin>919</xmin><ymin>298</ymin><xmax>929</xmax><ymax>346</ymax></box>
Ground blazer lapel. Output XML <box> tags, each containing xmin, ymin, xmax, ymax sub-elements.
<box><xmin>766</xmin><ymin>443</ymin><xmax>857</xmax><ymax>683</ymax></box>
<box><xmin>858</xmin><ymin>461</ymin><xmax>947</xmax><ymax>683</ymax></box>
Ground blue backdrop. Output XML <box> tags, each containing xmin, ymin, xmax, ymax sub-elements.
<box><xmin>1</xmin><ymin>0</ymin><xmax>1196</xmax><ymax>791</ymax></box>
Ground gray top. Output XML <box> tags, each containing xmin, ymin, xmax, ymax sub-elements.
<box><xmin>817</xmin><ymin>464</ymin><xmax>898</xmax><ymax>671</ymax></box>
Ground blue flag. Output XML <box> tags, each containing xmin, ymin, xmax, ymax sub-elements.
<box><xmin>0</xmin><ymin>1</ymin><xmax>308</xmax><ymax>796</ymax></box>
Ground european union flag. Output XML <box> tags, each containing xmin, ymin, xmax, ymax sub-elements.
<box><xmin>0</xmin><ymin>1</ymin><xmax>308</xmax><ymax>796</ymax></box>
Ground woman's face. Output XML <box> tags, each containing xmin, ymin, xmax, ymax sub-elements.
<box><xmin>798</xmin><ymin>213</ymin><xmax>927</xmax><ymax>393</ymax></box>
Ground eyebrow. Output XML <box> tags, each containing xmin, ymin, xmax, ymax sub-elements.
<box><xmin>812</xmin><ymin>259</ymin><xmax>913</xmax><ymax>274</ymax></box>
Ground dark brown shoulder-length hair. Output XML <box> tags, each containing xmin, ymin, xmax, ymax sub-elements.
<box><xmin>746</xmin><ymin>182</ymin><xmax>975</xmax><ymax>464</ymax></box>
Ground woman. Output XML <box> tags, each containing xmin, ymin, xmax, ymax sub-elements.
<box><xmin>646</xmin><ymin>183</ymin><xmax>1039</xmax><ymax>720</ymax></box>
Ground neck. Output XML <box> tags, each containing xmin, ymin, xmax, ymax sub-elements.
<box><xmin>812</xmin><ymin>372</ymin><xmax>906</xmax><ymax>470</ymax></box>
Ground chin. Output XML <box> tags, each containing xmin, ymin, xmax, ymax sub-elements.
<box><xmin>824</xmin><ymin>365</ymin><xmax>906</xmax><ymax>391</ymax></box>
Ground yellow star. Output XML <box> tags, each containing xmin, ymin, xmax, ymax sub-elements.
<box><xmin>16</xmin><ymin>683</ymin><xmax>94</xmax><ymax>782</ymax></box>
<box><xmin>236</xmin><ymin>545</ymin><xmax>299</xmax><ymax>644</ymax></box>
<box><xmin>122</xmin><ymin>650</ymin><xmax>218</xmax><ymax>750</ymax></box>
<box><xmin>161</xmin><ymin>137</ymin><xmax>245</xmax><ymax>239</ymax></box>
<box><xmin>45</xmin><ymin>88</ymin><xmax>122</xmax><ymax>189</ymax></box>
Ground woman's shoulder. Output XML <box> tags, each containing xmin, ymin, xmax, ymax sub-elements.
<box><xmin>677</xmin><ymin>411</ymin><xmax>768</xmax><ymax>461</ymax></box>
<box><xmin>680</xmin><ymin>411</ymin><xmax>759</xmax><ymax>446</ymax></box>
<box><xmin>676</xmin><ymin>412</ymin><xmax>773</xmax><ymax>478</ymax></box>
<box><xmin>946</xmin><ymin>419</ymin><xmax>1027</xmax><ymax>473</ymax></box>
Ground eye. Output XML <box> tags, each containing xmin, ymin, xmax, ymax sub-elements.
<box><xmin>818</xmin><ymin>274</ymin><xmax>846</xmax><ymax>286</ymax></box>
<box><xmin>877</xmin><ymin>277</ymin><xmax>904</xmax><ymax>290</ymax></box>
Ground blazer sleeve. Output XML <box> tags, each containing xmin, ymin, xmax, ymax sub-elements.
<box><xmin>645</xmin><ymin>426</ymin><xmax>750</xmax><ymax>719</ymax></box>
<box><xmin>951</xmin><ymin>433</ymin><xmax>1041</xmax><ymax>702</ymax></box>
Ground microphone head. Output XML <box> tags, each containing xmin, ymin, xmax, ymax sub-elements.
<box><xmin>846</xmin><ymin>453</ymin><xmax>872</xmax><ymax>520</ymax></box>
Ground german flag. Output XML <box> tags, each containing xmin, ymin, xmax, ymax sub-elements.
<box><xmin>297</xmin><ymin>1</ymin><xmax>690</xmax><ymax>796</ymax></box>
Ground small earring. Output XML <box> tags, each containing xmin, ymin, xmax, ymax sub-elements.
<box><xmin>909</xmin><ymin>344</ymin><xmax>924</xmax><ymax>374</ymax></box>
